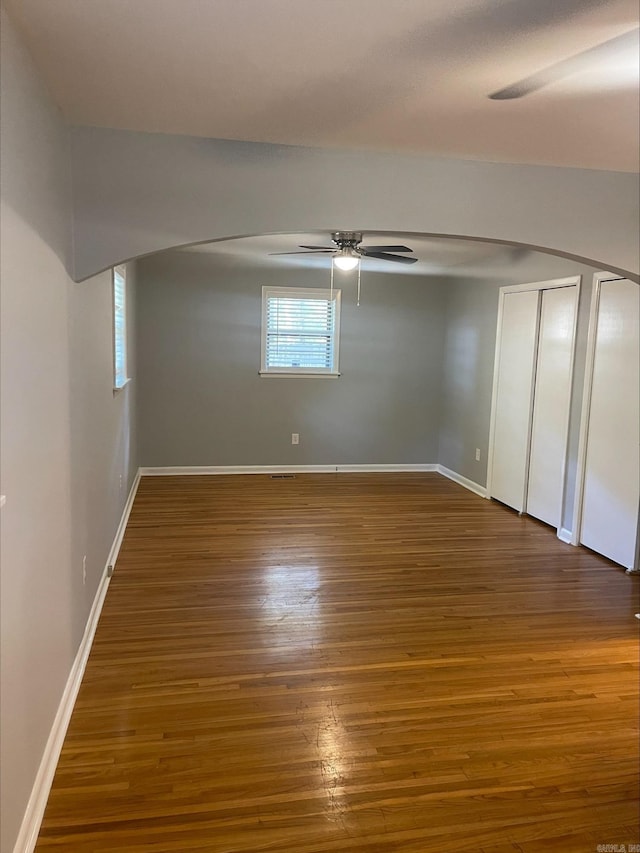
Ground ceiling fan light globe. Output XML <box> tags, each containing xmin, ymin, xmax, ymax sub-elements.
<box><xmin>333</xmin><ymin>252</ymin><xmax>359</xmax><ymax>271</ymax></box>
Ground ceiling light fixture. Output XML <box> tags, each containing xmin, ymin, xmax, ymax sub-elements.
<box><xmin>333</xmin><ymin>248</ymin><xmax>360</xmax><ymax>271</ymax></box>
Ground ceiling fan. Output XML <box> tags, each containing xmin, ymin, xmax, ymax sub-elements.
<box><xmin>270</xmin><ymin>232</ymin><xmax>418</xmax><ymax>269</ymax></box>
<box><xmin>489</xmin><ymin>27</ymin><xmax>639</xmax><ymax>100</ymax></box>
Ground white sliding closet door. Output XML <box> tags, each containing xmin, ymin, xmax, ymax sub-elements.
<box><xmin>581</xmin><ymin>279</ymin><xmax>639</xmax><ymax>569</ymax></box>
<box><xmin>490</xmin><ymin>290</ymin><xmax>540</xmax><ymax>512</ymax></box>
<box><xmin>527</xmin><ymin>286</ymin><xmax>577</xmax><ymax>527</ymax></box>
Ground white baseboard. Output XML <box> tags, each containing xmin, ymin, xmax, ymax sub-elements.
<box><xmin>13</xmin><ymin>471</ymin><xmax>141</xmax><ymax>853</ymax></box>
<box><xmin>557</xmin><ymin>527</ymin><xmax>574</xmax><ymax>545</ymax></box>
<box><xmin>436</xmin><ymin>465</ymin><xmax>487</xmax><ymax>498</ymax></box>
<box><xmin>139</xmin><ymin>464</ymin><xmax>438</xmax><ymax>476</ymax></box>
<box><xmin>105</xmin><ymin>470</ymin><xmax>141</xmax><ymax>571</ymax></box>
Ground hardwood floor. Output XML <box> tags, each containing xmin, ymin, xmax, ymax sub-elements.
<box><xmin>35</xmin><ymin>473</ymin><xmax>639</xmax><ymax>852</ymax></box>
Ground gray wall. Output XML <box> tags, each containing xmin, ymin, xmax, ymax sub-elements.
<box><xmin>438</xmin><ymin>254</ymin><xmax>604</xmax><ymax>529</ymax></box>
<box><xmin>0</xmin><ymin>10</ymin><xmax>138</xmax><ymax>851</ymax></box>
<box><xmin>70</xmin><ymin>126</ymin><xmax>639</xmax><ymax>282</ymax></box>
<box><xmin>137</xmin><ymin>251</ymin><xmax>445</xmax><ymax>466</ymax></box>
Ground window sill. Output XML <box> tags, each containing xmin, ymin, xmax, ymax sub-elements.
<box><xmin>259</xmin><ymin>371</ymin><xmax>341</xmax><ymax>378</ymax></box>
<box><xmin>113</xmin><ymin>377</ymin><xmax>132</xmax><ymax>394</ymax></box>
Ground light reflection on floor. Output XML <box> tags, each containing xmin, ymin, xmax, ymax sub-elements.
<box><xmin>261</xmin><ymin>565</ymin><xmax>354</xmax><ymax>823</ymax></box>
<box><xmin>259</xmin><ymin>564</ymin><xmax>322</xmax><ymax>648</ymax></box>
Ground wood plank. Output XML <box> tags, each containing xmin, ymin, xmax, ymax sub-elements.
<box><xmin>35</xmin><ymin>474</ymin><xmax>640</xmax><ymax>851</ymax></box>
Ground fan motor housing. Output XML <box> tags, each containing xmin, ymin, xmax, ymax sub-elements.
<box><xmin>332</xmin><ymin>231</ymin><xmax>362</xmax><ymax>249</ymax></box>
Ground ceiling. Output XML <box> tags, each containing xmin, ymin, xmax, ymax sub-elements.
<box><xmin>6</xmin><ymin>0</ymin><xmax>639</xmax><ymax>171</ymax></box>
<box><xmin>180</xmin><ymin>232</ymin><xmax>531</xmax><ymax>276</ymax></box>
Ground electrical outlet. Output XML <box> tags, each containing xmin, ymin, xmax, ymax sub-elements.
<box><xmin>291</xmin><ymin>433</ymin><xmax>299</xmax><ymax>445</ymax></box>
<box><xmin>119</xmin><ymin>474</ymin><xmax>123</xmax><ymax>491</ymax></box>
<box><xmin>475</xmin><ymin>448</ymin><xmax>481</xmax><ymax>461</ymax></box>
<box><xmin>82</xmin><ymin>555</ymin><xmax>87</xmax><ymax>585</ymax></box>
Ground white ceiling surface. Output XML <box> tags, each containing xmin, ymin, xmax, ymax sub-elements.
<box><xmin>181</xmin><ymin>233</ymin><xmax>528</xmax><ymax>276</ymax></box>
<box><xmin>7</xmin><ymin>0</ymin><xmax>639</xmax><ymax>171</ymax></box>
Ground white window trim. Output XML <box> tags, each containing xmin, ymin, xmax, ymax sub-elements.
<box><xmin>260</xmin><ymin>286</ymin><xmax>341</xmax><ymax>377</ymax></box>
<box><xmin>112</xmin><ymin>264</ymin><xmax>130</xmax><ymax>392</ymax></box>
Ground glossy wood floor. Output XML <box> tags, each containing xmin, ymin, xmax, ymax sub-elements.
<box><xmin>36</xmin><ymin>474</ymin><xmax>639</xmax><ymax>852</ymax></box>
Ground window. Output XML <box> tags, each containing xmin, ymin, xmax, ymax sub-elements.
<box><xmin>260</xmin><ymin>287</ymin><xmax>341</xmax><ymax>376</ymax></box>
<box><xmin>112</xmin><ymin>265</ymin><xmax>129</xmax><ymax>390</ymax></box>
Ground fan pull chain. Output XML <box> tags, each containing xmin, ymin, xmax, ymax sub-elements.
<box><xmin>330</xmin><ymin>257</ymin><xmax>334</xmax><ymax>301</ymax></box>
<box><xmin>356</xmin><ymin>257</ymin><xmax>361</xmax><ymax>307</ymax></box>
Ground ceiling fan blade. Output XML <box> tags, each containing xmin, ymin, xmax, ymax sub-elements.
<box><xmin>298</xmin><ymin>244</ymin><xmax>336</xmax><ymax>250</ymax></box>
<box><xmin>360</xmin><ymin>245</ymin><xmax>413</xmax><ymax>253</ymax></box>
<box><xmin>489</xmin><ymin>28</ymin><xmax>639</xmax><ymax>100</ymax></box>
<box><xmin>364</xmin><ymin>252</ymin><xmax>418</xmax><ymax>265</ymax></box>
<box><xmin>268</xmin><ymin>250</ymin><xmax>334</xmax><ymax>256</ymax></box>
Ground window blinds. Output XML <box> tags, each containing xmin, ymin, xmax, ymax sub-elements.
<box><xmin>113</xmin><ymin>266</ymin><xmax>127</xmax><ymax>388</ymax></box>
<box><xmin>265</xmin><ymin>294</ymin><xmax>337</xmax><ymax>370</ymax></box>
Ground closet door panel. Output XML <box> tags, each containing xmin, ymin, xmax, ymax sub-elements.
<box><xmin>490</xmin><ymin>290</ymin><xmax>540</xmax><ymax>512</ymax></box>
<box><xmin>527</xmin><ymin>286</ymin><xmax>577</xmax><ymax>527</ymax></box>
<box><xmin>581</xmin><ymin>279</ymin><xmax>639</xmax><ymax>569</ymax></box>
